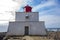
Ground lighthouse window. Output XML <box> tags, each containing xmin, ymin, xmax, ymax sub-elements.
<box><xmin>25</xmin><ymin>15</ymin><xmax>29</xmax><ymax>19</ymax></box>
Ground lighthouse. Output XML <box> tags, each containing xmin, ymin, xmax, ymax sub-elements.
<box><xmin>7</xmin><ymin>5</ymin><xmax>46</xmax><ymax>36</ymax></box>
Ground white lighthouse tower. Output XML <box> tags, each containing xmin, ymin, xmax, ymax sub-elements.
<box><xmin>7</xmin><ymin>5</ymin><xmax>46</xmax><ymax>36</ymax></box>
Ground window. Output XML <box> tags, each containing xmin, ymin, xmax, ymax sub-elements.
<box><xmin>25</xmin><ymin>15</ymin><xmax>29</xmax><ymax>19</ymax></box>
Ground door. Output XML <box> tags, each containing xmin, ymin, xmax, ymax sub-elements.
<box><xmin>25</xmin><ymin>26</ymin><xmax>29</xmax><ymax>35</ymax></box>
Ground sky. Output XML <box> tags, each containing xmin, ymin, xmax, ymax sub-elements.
<box><xmin>0</xmin><ymin>0</ymin><xmax>60</xmax><ymax>32</ymax></box>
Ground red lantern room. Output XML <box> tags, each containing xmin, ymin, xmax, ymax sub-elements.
<box><xmin>24</xmin><ymin>5</ymin><xmax>32</xmax><ymax>12</ymax></box>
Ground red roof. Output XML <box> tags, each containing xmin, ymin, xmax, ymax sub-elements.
<box><xmin>24</xmin><ymin>5</ymin><xmax>32</xmax><ymax>12</ymax></box>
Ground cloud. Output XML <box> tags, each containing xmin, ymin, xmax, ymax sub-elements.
<box><xmin>39</xmin><ymin>6</ymin><xmax>60</xmax><ymax>15</ymax></box>
<box><xmin>0</xmin><ymin>0</ymin><xmax>19</xmax><ymax>12</ymax></box>
<box><xmin>32</xmin><ymin>0</ymin><xmax>56</xmax><ymax>12</ymax></box>
<box><xmin>35</xmin><ymin>0</ymin><xmax>60</xmax><ymax>28</ymax></box>
<box><xmin>0</xmin><ymin>0</ymin><xmax>28</xmax><ymax>21</ymax></box>
<box><xmin>39</xmin><ymin>15</ymin><xmax>60</xmax><ymax>28</ymax></box>
<box><xmin>0</xmin><ymin>21</ymin><xmax>8</xmax><ymax>24</ymax></box>
<box><xmin>0</xmin><ymin>0</ymin><xmax>19</xmax><ymax>21</ymax></box>
<box><xmin>0</xmin><ymin>12</ymin><xmax>13</xmax><ymax>21</ymax></box>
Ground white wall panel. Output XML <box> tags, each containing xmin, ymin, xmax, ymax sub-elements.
<box><xmin>7</xmin><ymin>21</ymin><xmax>46</xmax><ymax>35</ymax></box>
<box><xmin>15</xmin><ymin>12</ymin><xmax>39</xmax><ymax>21</ymax></box>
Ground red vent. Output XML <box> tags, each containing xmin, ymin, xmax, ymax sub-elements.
<box><xmin>24</xmin><ymin>5</ymin><xmax>32</xmax><ymax>12</ymax></box>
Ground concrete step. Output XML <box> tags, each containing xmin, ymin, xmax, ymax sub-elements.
<box><xmin>23</xmin><ymin>36</ymin><xmax>34</xmax><ymax>40</ymax></box>
<box><xmin>6</xmin><ymin>36</ymin><xmax>54</xmax><ymax>40</ymax></box>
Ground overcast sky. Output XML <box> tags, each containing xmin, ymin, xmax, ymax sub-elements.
<box><xmin>0</xmin><ymin>0</ymin><xmax>60</xmax><ymax>32</ymax></box>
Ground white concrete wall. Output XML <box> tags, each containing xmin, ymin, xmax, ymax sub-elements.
<box><xmin>7</xmin><ymin>21</ymin><xmax>46</xmax><ymax>35</ymax></box>
<box><xmin>15</xmin><ymin>12</ymin><xmax>39</xmax><ymax>21</ymax></box>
